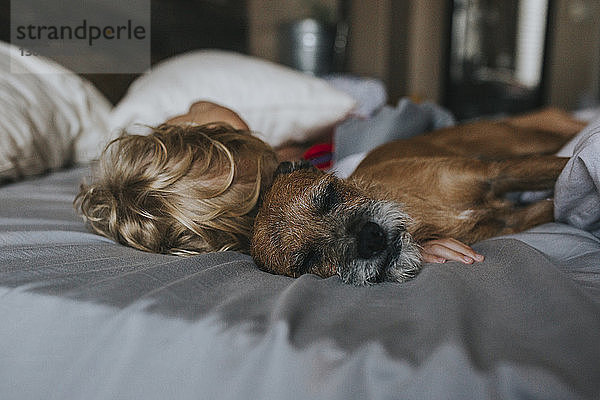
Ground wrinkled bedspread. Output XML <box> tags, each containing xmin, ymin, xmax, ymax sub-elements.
<box><xmin>1</xmin><ymin>116</ymin><xmax>600</xmax><ymax>399</ymax></box>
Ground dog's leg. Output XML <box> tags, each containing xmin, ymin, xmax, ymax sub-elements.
<box><xmin>468</xmin><ymin>156</ymin><xmax>567</xmax><ymax>240</ymax></box>
<box><xmin>465</xmin><ymin>199</ymin><xmax>554</xmax><ymax>243</ymax></box>
<box><xmin>507</xmin><ymin>108</ymin><xmax>587</xmax><ymax>138</ymax></box>
<box><xmin>502</xmin><ymin>199</ymin><xmax>554</xmax><ymax>233</ymax></box>
<box><xmin>487</xmin><ymin>156</ymin><xmax>569</xmax><ymax>195</ymax></box>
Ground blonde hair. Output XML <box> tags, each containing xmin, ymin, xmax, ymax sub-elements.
<box><xmin>74</xmin><ymin>123</ymin><xmax>278</xmax><ymax>255</ymax></box>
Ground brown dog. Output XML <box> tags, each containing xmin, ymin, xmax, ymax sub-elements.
<box><xmin>251</xmin><ymin>109</ymin><xmax>584</xmax><ymax>285</ymax></box>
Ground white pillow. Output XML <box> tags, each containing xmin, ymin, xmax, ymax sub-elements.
<box><xmin>0</xmin><ymin>42</ymin><xmax>112</xmax><ymax>181</ymax></box>
<box><xmin>109</xmin><ymin>50</ymin><xmax>356</xmax><ymax>147</ymax></box>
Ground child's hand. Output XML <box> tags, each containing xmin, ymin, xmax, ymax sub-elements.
<box><xmin>421</xmin><ymin>238</ymin><xmax>484</xmax><ymax>264</ymax></box>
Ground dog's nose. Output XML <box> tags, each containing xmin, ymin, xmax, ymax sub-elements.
<box><xmin>357</xmin><ymin>222</ymin><xmax>387</xmax><ymax>259</ymax></box>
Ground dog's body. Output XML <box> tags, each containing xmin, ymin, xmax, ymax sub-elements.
<box><xmin>251</xmin><ymin>109</ymin><xmax>584</xmax><ymax>285</ymax></box>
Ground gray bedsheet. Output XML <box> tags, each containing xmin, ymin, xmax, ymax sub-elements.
<box><xmin>1</xmin><ymin>162</ymin><xmax>599</xmax><ymax>400</ymax></box>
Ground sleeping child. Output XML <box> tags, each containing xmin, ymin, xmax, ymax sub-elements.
<box><xmin>74</xmin><ymin>101</ymin><xmax>484</xmax><ymax>265</ymax></box>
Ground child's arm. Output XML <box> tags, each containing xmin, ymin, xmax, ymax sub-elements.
<box><xmin>166</xmin><ymin>101</ymin><xmax>330</xmax><ymax>162</ymax></box>
<box><xmin>166</xmin><ymin>101</ymin><xmax>250</xmax><ymax>131</ymax></box>
<box><xmin>421</xmin><ymin>238</ymin><xmax>484</xmax><ymax>264</ymax></box>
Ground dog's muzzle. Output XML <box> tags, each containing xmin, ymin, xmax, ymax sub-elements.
<box><xmin>338</xmin><ymin>201</ymin><xmax>420</xmax><ymax>285</ymax></box>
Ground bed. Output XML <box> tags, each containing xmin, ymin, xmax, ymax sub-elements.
<box><xmin>1</xmin><ymin>41</ymin><xmax>599</xmax><ymax>400</ymax></box>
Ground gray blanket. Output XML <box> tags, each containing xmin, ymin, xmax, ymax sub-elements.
<box><xmin>333</xmin><ymin>98</ymin><xmax>456</xmax><ymax>163</ymax></box>
<box><xmin>555</xmin><ymin>115</ymin><xmax>600</xmax><ymax>237</ymax></box>
<box><xmin>1</xmin><ymin>119</ymin><xmax>600</xmax><ymax>399</ymax></box>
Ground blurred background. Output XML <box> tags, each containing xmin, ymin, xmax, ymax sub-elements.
<box><xmin>250</xmin><ymin>0</ymin><xmax>600</xmax><ymax>120</ymax></box>
<box><xmin>2</xmin><ymin>0</ymin><xmax>599</xmax><ymax>120</ymax></box>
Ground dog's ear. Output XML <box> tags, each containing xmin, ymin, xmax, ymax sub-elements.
<box><xmin>256</xmin><ymin>161</ymin><xmax>318</xmax><ymax>213</ymax></box>
<box><xmin>273</xmin><ymin>160</ymin><xmax>317</xmax><ymax>178</ymax></box>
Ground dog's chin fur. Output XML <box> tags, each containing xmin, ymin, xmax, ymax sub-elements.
<box><xmin>337</xmin><ymin>200</ymin><xmax>422</xmax><ymax>286</ymax></box>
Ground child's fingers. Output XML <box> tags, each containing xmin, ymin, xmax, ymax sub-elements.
<box><xmin>421</xmin><ymin>239</ymin><xmax>484</xmax><ymax>264</ymax></box>
<box><xmin>421</xmin><ymin>252</ymin><xmax>447</xmax><ymax>264</ymax></box>
<box><xmin>435</xmin><ymin>238</ymin><xmax>485</xmax><ymax>262</ymax></box>
<box><xmin>423</xmin><ymin>242</ymin><xmax>475</xmax><ymax>264</ymax></box>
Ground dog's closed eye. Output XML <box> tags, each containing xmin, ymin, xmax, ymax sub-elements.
<box><xmin>316</xmin><ymin>181</ymin><xmax>341</xmax><ymax>214</ymax></box>
<box><xmin>292</xmin><ymin>248</ymin><xmax>321</xmax><ymax>277</ymax></box>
